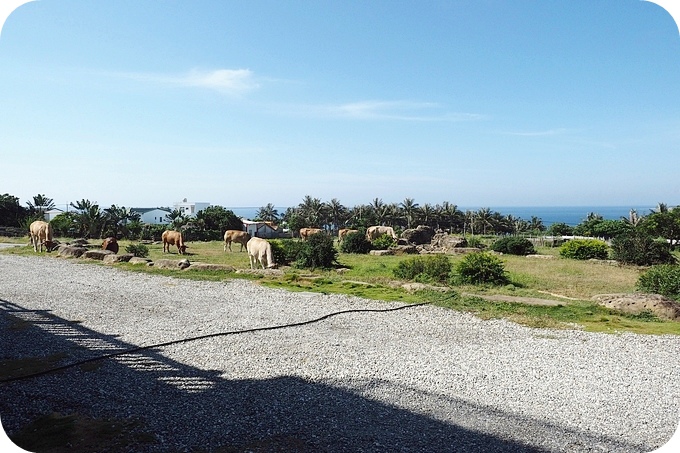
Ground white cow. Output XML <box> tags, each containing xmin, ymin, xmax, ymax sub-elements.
<box><xmin>29</xmin><ymin>220</ymin><xmax>55</xmax><ymax>252</ymax></box>
<box><xmin>366</xmin><ymin>225</ymin><xmax>398</xmax><ymax>241</ymax></box>
<box><xmin>246</xmin><ymin>237</ymin><xmax>276</xmax><ymax>269</ymax></box>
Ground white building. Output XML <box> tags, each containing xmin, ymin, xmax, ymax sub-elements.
<box><xmin>241</xmin><ymin>219</ymin><xmax>281</xmax><ymax>239</ymax></box>
<box><xmin>131</xmin><ymin>208</ymin><xmax>172</xmax><ymax>225</ymax></box>
<box><xmin>44</xmin><ymin>208</ymin><xmax>64</xmax><ymax>221</ymax></box>
<box><xmin>173</xmin><ymin>198</ymin><xmax>211</xmax><ymax>217</ymax></box>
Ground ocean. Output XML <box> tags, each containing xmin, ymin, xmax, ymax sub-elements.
<box><xmin>226</xmin><ymin>205</ymin><xmax>657</xmax><ymax>227</ymax></box>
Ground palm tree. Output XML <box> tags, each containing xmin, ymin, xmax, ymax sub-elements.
<box><xmin>439</xmin><ymin>201</ymin><xmax>462</xmax><ymax>233</ymax></box>
<box><xmin>419</xmin><ymin>203</ymin><xmax>436</xmax><ymax>228</ymax></box>
<box><xmin>256</xmin><ymin>203</ymin><xmax>279</xmax><ymax>222</ymax></box>
<box><xmin>165</xmin><ymin>209</ymin><xmax>187</xmax><ymax>230</ymax></box>
<box><xmin>475</xmin><ymin>208</ymin><xmax>494</xmax><ymax>235</ymax></box>
<box><xmin>529</xmin><ymin>216</ymin><xmax>545</xmax><ymax>233</ymax></box>
<box><xmin>326</xmin><ymin>198</ymin><xmax>348</xmax><ymax>232</ymax></box>
<box><xmin>370</xmin><ymin>198</ymin><xmax>391</xmax><ymax>226</ymax></box>
<box><xmin>26</xmin><ymin>194</ymin><xmax>55</xmax><ymax>219</ymax></box>
<box><xmin>400</xmin><ymin>198</ymin><xmax>419</xmax><ymax>229</ymax></box>
<box><xmin>69</xmin><ymin>199</ymin><xmax>103</xmax><ymax>238</ymax></box>
<box><xmin>298</xmin><ymin>195</ymin><xmax>325</xmax><ymax>228</ymax></box>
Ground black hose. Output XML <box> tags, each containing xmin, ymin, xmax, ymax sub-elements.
<box><xmin>1</xmin><ymin>302</ymin><xmax>431</xmax><ymax>384</ymax></box>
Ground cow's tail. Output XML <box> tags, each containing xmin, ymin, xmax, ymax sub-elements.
<box><xmin>266</xmin><ymin>243</ymin><xmax>275</xmax><ymax>268</ymax></box>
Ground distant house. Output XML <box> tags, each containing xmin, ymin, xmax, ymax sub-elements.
<box><xmin>44</xmin><ymin>208</ymin><xmax>64</xmax><ymax>221</ymax></box>
<box><xmin>131</xmin><ymin>208</ymin><xmax>172</xmax><ymax>225</ymax></box>
<box><xmin>241</xmin><ymin>219</ymin><xmax>283</xmax><ymax>239</ymax></box>
<box><xmin>173</xmin><ymin>198</ymin><xmax>211</xmax><ymax>217</ymax></box>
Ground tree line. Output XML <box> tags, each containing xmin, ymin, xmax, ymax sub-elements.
<box><xmin>1</xmin><ymin>193</ymin><xmax>679</xmax><ymax>248</ymax></box>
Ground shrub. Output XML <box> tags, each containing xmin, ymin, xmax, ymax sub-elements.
<box><xmin>371</xmin><ymin>233</ymin><xmax>396</xmax><ymax>250</ymax></box>
<box><xmin>559</xmin><ymin>239</ymin><xmax>609</xmax><ymax>260</ymax></box>
<box><xmin>453</xmin><ymin>252</ymin><xmax>508</xmax><ymax>285</ymax></box>
<box><xmin>340</xmin><ymin>231</ymin><xmax>372</xmax><ymax>254</ymax></box>
<box><xmin>611</xmin><ymin>231</ymin><xmax>676</xmax><ymax>266</ymax></box>
<box><xmin>393</xmin><ymin>254</ymin><xmax>452</xmax><ymax>284</ymax></box>
<box><xmin>491</xmin><ymin>237</ymin><xmax>536</xmax><ymax>256</ymax></box>
<box><xmin>269</xmin><ymin>240</ymin><xmax>290</xmax><ymax>266</ymax></box>
<box><xmin>466</xmin><ymin>236</ymin><xmax>484</xmax><ymax>249</ymax></box>
<box><xmin>636</xmin><ymin>265</ymin><xmax>680</xmax><ymax>300</ymax></box>
<box><xmin>293</xmin><ymin>233</ymin><xmax>338</xmax><ymax>269</ymax></box>
<box><xmin>125</xmin><ymin>243</ymin><xmax>149</xmax><ymax>258</ymax></box>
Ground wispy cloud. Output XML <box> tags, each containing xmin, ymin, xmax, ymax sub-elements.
<box><xmin>507</xmin><ymin>128</ymin><xmax>571</xmax><ymax>137</ymax></box>
<box><xmin>325</xmin><ymin>100</ymin><xmax>485</xmax><ymax>121</ymax></box>
<box><xmin>116</xmin><ymin>68</ymin><xmax>259</xmax><ymax>95</ymax></box>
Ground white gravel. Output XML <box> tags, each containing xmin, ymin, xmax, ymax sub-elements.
<box><xmin>1</xmin><ymin>254</ymin><xmax>679</xmax><ymax>452</ymax></box>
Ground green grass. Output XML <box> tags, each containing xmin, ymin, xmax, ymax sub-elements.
<box><xmin>3</xmin><ymin>236</ymin><xmax>679</xmax><ymax>335</ymax></box>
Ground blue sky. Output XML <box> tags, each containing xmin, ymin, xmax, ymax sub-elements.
<box><xmin>1</xmin><ymin>0</ymin><xmax>679</xmax><ymax>212</ymax></box>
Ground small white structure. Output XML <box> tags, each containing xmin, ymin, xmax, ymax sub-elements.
<box><xmin>242</xmin><ymin>219</ymin><xmax>280</xmax><ymax>239</ymax></box>
<box><xmin>43</xmin><ymin>209</ymin><xmax>64</xmax><ymax>221</ymax></box>
<box><xmin>173</xmin><ymin>198</ymin><xmax>210</xmax><ymax>217</ymax></box>
<box><xmin>131</xmin><ymin>208</ymin><xmax>172</xmax><ymax>225</ymax></box>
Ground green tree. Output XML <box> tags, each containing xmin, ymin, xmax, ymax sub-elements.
<box><xmin>642</xmin><ymin>205</ymin><xmax>680</xmax><ymax>250</ymax></box>
<box><xmin>0</xmin><ymin>193</ymin><xmax>28</xmax><ymax>227</ymax></box>
<box><xmin>195</xmin><ymin>206</ymin><xmax>243</xmax><ymax>240</ymax></box>
<box><xmin>400</xmin><ymin>198</ymin><xmax>419</xmax><ymax>229</ymax></box>
<box><xmin>26</xmin><ymin>194</ymin><xmax>55</xmax><ymax>220</ymax></box>
<box><xmin>69</xmin><ymin>199</ymin><xmax>104</xmax><ymax>238</ymax></box>
<box><xmin>255</xmin><ymin>203</ymin><xmax>279</xmax><ymax>222</ymax></box>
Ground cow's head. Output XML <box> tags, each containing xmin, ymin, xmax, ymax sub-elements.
<box><xmin>179</xmin><ymin>245</ymin><xmax>188</xmax><ymax>254</ymax></box>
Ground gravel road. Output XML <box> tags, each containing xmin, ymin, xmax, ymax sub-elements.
<box><xmin>1</xmin><ymin>254</ymin><xmax>679</xmax><ymax>452</ymax></box>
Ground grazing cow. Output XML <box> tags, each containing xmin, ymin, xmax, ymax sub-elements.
<box><xmin>162</xmin><ymin>230</ymin><xmax>187</xmax><ymax>254</ymax></box>
<box><xmin>366</xmin><ymin>225</ymin><xmax>398</xmax><ymax>241</ymax></box>
<box><xmin>101</xmin><ymin>237</ymin><xmax>119</xmax><ymax>254</ymax></box>
<box><xmin>224</xmin><ymin>230</ymin><xmax>251</xmax><ymax>252</ymax></box>
<box><xmin>299</xmin><ymin>227</ymin><xmax>323</xmax><ymax>241</ymax></box>
<box><xmin>338</xmin><ymin>228</ymin><xmax>358</xmax><ymax>243</ymax></box>
<box><xmin>246</xmin><ymin>237</ymin><xmax>276</xmax><ymax>269</ymax></box>
<box><xmin>29</xmin><ymin>220</ymin><xmax>55</xmax><ymax>252</ymax></box>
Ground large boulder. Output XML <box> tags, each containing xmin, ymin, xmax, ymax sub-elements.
<box><xmin>81</xmin><ymin>249</ymin><xmax>114</xmax><ymax>260</ymax></box>
<box><xmin>58</xmin><ymin>245</ymin><xmax>88</xmax><ymax>258</ymax></box>
<box><xmin>400</xmin><ymin>225</ymin><xmax>435</xmax><ymax>245</ymax></box>
<box><xmin>592</xmin><ymin>293</ymin><xmax>680</xmax><ymax>321</ymax></box>
<box><xmin>103</xmin><ymin>253</ymin><xmax>134</xmax><ymax>264</ymax></box>
<box><xmin>430</xmin><ymin>233</ymin><xmax>467</xmax><ymax>250</ymax></box>
<box><xmin>153</xmin><ymin>259</ymin><xmax>191</xmax><ymax>270</ymax></box>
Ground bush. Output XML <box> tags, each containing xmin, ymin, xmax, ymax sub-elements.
<box><xmin>293</xmin><ymin>233</ymin><xmax>338</xmax><ymax>269</ymax></box>
<box><xmin>559</xmin><ymin>239</ymin><xmax>609</xmax><ymax>260</ymax></box>
<box><xmin>340</xmin><ymin>231</ymin><xmax>372</xmax><ymax>254</ymax></box>
<box><xmin>371</xmin><ymin>233</ymin><xmax>396</xmax><ymax>250</ymax></box>
<box><xmin>466</xmin><ymin>236</ymin><xmax>484</xmax><ymax>249</ymax></box>
<box><xmin>611</xmin><ymin>231</ymin><xmax>677</xmax><ymax>266</ymax></box>
<box><xmin>491</xmin><ymin>237</ymin><xmax>536</xmax><ymax>256</ymax></box>
<box><xmin>636</xmin><ymin>265</ymin><xmax>680</xmax><ymax>300</ymax></box>
<box><xmin>269</xmin><ymin>240</ymin><xmax>290</xmax><ymax>266</ymax></box>
<box><xmin>125</xmin><ymin>243</ymin><xmax>149</xmax><ymax>258</ymax></box>
<box><xmin>453</xmin><ymin>252</ymin><xmax>508</xmax><ymax>285</ymax></box>
<box><xmin>393</xmin><ymin>254</ymin><xmax>452</xmax><ymax>284</ymax></box>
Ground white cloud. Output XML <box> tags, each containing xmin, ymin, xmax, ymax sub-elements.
<box><xmin>181</xmin><ymin>69</ymin><xmax>259</xmax><ymax>94</ymax></box>
<box><xmin>323</xmin><ymin>100</ymin><xmax>484</xmax><ymax>121</ymax></box>
<box><xmin>118</xmin><ymin>68</ymin><xmax>259</xmax><ymax>95</ymax></box>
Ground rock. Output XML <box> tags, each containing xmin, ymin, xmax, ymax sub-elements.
<box><xmin>186</xmin><ymin>263</ymin><xmax>236</xmax><ymax>272</ymax></box>
<box><xmin>235</xmin><ymin>268</ymin><xmax>285</xmax><ymax>276</ymax></box>
<box><xmin>81</xmin><ymin>250</ymin><xmax>114</xmax><ymax>260</ymax></box>
<box><xmin>370</xmin><ymin>249</ymin><xmax>394</xmax><ymax>256</ymax></box>
<box><xmin>69</xmin><ymin>238</ymin><xmax>89</xmax><ymax>246</ymax></box>
<box><xmin>400</xmin><ymin>225</ymin><xmax>435</xmax><ymax>245</ymax></box>
<box><xmin>101</xmin><ymin>237</ymin><xmax>119</xmax><ymax>254</ymax></box>
<box><xmin>525</xmin><ymin>254</ymin><xmax>556</xmax><ymax>259</ymax></box>
<box><xmin>129</xmin><ymin>257</ymin><xmax>152</xmax><ymax>265</ymax></box>
<box><xmin>153</xmin><ymin>259</ymin><xmax>191</xmax><ymax>270</ymax></box>
<box><xmin>402</xmin><ymin>282</ymin><xmax>448</xmax><ymax>293</ymax></box>
<box><xmin>57</xmin><ymin>245</ymin><xmax>88</xmax><ymax>258</ymax></box>
<box><xmin>391</xmin><ymin>245</ymin><xmax>418</xmax><ymax>255</ymax></box>
<box><xmin>103</xmin><ymin>254</ymin><xmax>134</xmax><ymax>264</ymax></box>
<box><xmin>430</xmin><ymin>234</ymin><xmax>468</xmax><ymax>252</ymax></box>
<box><xmin>592</xmin><ymin>293</ymin><xmax>680</xmax><ymax>321</ymax></box>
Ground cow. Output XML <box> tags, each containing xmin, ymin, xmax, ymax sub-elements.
<box><xmin>224</xmin><ymin>230</ymin><xmax>251</xmax><ymax>252</ymax></box>
<box><xmin>366</xmin><ymin>225</ymin><xmax>398</xmax><ymax>242</ymax></box>
<box><xmin>29</xmin><ymin>220</ymin><xmax>55</xmax><ymax>252</ymax></box>
<box><xmin>246</xmin><ymin>237</ymin><xmax>276</xmax><ymax>269</ymax></box>
<box><xmin>162</xmin><ymin>230</ymin><xmax>187</xmax><ymax>254</ymax></box>
<box><xmin>299</xmin><ymin>227</ymin><xmax>323</xmax><ymax>241</ymax></box>
<box><xmin>338</xmin><ymin>228</ymin><xmax>358</xmax><ymax>243</ymax></box>
<box><xmin>102</xmin><ymin>237</ymin><xmax>119</xmax><ymax>254</ymax></box>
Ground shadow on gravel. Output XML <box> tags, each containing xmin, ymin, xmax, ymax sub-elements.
<box><xmin>0</xmin><ymin>298</ymin><xmax>649</xmax><ymax>452</ymax></box>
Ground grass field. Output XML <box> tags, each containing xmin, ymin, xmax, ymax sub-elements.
<box><xmin>2</xmin><ymin>235</ymin><xmax>679</xmax><ymax>335</ymax></box>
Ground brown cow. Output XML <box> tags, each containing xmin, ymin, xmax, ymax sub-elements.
<box><xmin>29</xmin><ymin>220</ymin><xmax>55</xmax><ymax>252</ymax></box>
<box><xmin>299</xmin><ymin>227</ymin><xmax>323</xmax><ymax>241</ymax></box>
<box><xmin>224</xmin><ymin>229</ymin><xmax>251</xmax><ymax>252</ymax></box>
<box><xmin>338</xmin><ymin>228</ymin><xmax>358</xmax><ymax>243</ymax></box>
<box><xmin>102</xmin><ymin>237</ymin><xmax>119</xmax><ymax>254</ymax></box>
<box><xmin>162</xmin><ymin>230</ymin><xmax>187</xmax><ymax>254</ymax></box>
<box><xmin>366</xmin><ymin>225</ymin><xmax>398</xmax><ymax>241</ymax></box>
